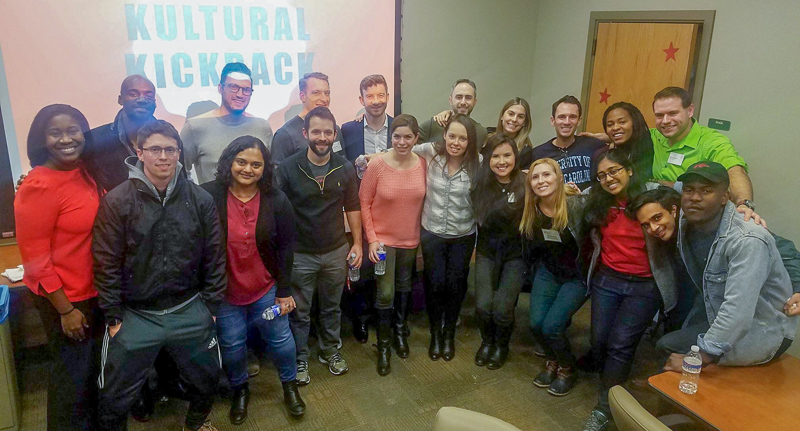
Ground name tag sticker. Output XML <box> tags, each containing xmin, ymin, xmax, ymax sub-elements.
<box><xmin>542</xmin><ymin>229</ymin><xmax>562</xmax><ymax>243</ymax></box>
<box><xmin>667</xmin><ymin>152</ymin><xmax>685</xmax><ymax>166</ymax></box>
<box><xmin>507</xmin><ymin>193</ymin><xmax>516</xmax><ymax>203</ymax></box>
<box><xmin>332</xmin><ymin>140</ymin><xmax>342</xmax><ymax>152</ymax></box>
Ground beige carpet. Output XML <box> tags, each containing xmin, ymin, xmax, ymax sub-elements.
<box><xmin>16</xmin><ymin>291</ymin><xmax>668</xmax><ymax>431</ymax></box>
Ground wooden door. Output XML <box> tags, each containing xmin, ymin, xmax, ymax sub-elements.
<box><xmin>584</xmin><ymin>22</ymin><xmax>699</xmax><ymax>133</ymax></box>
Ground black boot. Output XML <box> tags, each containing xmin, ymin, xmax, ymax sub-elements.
<box><xmin>487</xmin><ymin>324</ymin><xmax>513</xmax><ymax>370</ymax></box>
<box><xmin>131</xmin><ymin>380</ymin><xmax>155</xmax><ymax>422</ymax></box>
<box><xmin>376</xmin><ymin>308</ymin><xmax>393</xmax><ymax>375</ymax></box>
<box><xmin>441</xmin><ymin>310</ymin><xmax>456</xmax><ymax>361</ymax></box>
<box><xmin>353</xmin><ymin>317</ymin><xmax>369</xmax><ymax>344</ymax></box>
<box><xmin>229</xmin><ymin>383</ymin><xmax>250</xmax><ymax>425</ymax></box>
<box><xmin>392</xmin><ymin>292</ymin><xmax>411</xmax><ymax>358</ymax></box>
<box><xmin>282</xmin><ymin>380</ymin><xmax>306</xmax><ymax>417</ymax></box>
<box><xmin>474</xmin><ymin>316</ymin><xmax>495</xmax><ymax>367</ymax></box>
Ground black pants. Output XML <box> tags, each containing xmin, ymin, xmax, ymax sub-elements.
<box><xmin>34</xmin><ymin>295</ymin><xmax>103</xmax><ymax>431</ymax></box>
<box><xmin>97</xmin><ymin>297</ymin><xmax>221</xmax><ymax>431</ymax></box>
<box><xmin>420</xmin><ymin>229</ymin><xmax>476</xmax><ymax>330</ymax></box>
<box><xmin>590</xmin><ymin>266</ymin><xmax>662</xmax><ymax>415</ymax></box>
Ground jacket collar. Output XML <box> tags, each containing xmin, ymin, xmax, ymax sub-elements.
<box><xmin>112</xmin><ymin>110</ymin><xmax>157</xmax><ymax>155</ymax></box>
<box><xmin>124</xmin><ymin>156</ymin><xmax>183</xmax><ymax>205</ymax></box>
<box><xmin>679</xmin><ymin>200</ymin><xmax>736</xmax><ymax>246</ymax></box>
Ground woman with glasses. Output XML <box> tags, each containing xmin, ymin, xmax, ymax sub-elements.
<box><xmin>359</xmin><ymin>114</ymin><xmax>427</xmax><ymax>375</ymax></box>
<box><xmin>470</xmin><ymin>133</ymin><xmax>525</xmax><ymax>370</ymax></box>
<box><xmin>15</xmin><ymin>104</ymin><xmax>103</xmax><ymax>430</ymax></box>
<box><xmin>201</xmin><ymin>136</ymin><xmax>305</xmax><ymax>424</ymax></box>
<box><xmin>580</xmin><ymin>149</ymin><xmax>677</xmax><ymax>431</ymax></box>
<box><xmin>521</xmin><ymin>158</ymin><xmax>587</xmax><ymax>397</ymax></box>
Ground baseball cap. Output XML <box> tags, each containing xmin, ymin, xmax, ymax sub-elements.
<box><xmin>677</xmin><ymin>161</ymin><xmax>729</xmax><ymax>186</ymax></box>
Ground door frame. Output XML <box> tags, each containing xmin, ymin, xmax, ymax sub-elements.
<box><xmin>579</xmin><ymin>10</ymin><xmax>716</xmax><ymax>130</ymax></box>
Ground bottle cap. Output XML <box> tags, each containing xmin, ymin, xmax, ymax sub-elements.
<box><xmin>691</xmin><ymin>345</ymin><xmax>700</xmax><ymax>353</ymax></box>
<box><xmin>350</xmin><ymin>253</ymin><xmax>356</xmax><ymax>258</ymax></box>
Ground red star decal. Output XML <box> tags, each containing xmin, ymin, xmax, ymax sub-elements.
<box><xmin>599</xmin><ymin>87</ymin><xmax>611</xmax><ymax>104</ymax></box>
<box><xmin>663</xmin><ymin>42</ymin><xmax>679</xmax><ymax>62</ymax></box>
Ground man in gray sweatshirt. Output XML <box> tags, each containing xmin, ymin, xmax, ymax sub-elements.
<box><xmin>181</xmin><ymin>62</ymin><xmax>273</xmax><ymax>184</ymax></box>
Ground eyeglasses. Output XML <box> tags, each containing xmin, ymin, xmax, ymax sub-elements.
<box><xmin>596</xmin><ymin>166</ymin><xmax>625</xmax><ymax>182</ymax></box>
<box><xmin>224</xmin><ymin>83</ymin><xmax>253</xmax><ymax>96</ymax></box>
<box><xmin>142</xmin><ymin>146</ymin><xmax>180</xmax><ymax>157</ymax></box>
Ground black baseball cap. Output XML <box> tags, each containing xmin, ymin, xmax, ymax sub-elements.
<box><xmin>677</xmin><ymin>161</ymin><xmax>729</xmax><ymax>186</ymax></box>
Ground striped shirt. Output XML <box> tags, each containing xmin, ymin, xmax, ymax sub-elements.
<box><xmin>414</xmin><ymin>142</ymin><xmax>476</xmax><ymax>238</ymax></box>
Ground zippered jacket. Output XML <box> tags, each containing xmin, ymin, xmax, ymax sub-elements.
<box><xmin>92</xmin><ymin>157</ymin><xmax>227</xmax><ymax>323</ymax></box>
<box><xmin>276</xmin><ymin>150</ymin><xmax>360</xmax><ymax>254</ymax></box>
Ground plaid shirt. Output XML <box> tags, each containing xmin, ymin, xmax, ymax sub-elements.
<box><xmin>414</xmin><ymin>142</ymin><xmax>476</xmax><ymax>237</ymax></box>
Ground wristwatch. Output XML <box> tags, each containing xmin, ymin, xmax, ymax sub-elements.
<box><xmin>739</xmin><ymin>199</ymin><xmax>755</xmax><ymax>211</ymax></box>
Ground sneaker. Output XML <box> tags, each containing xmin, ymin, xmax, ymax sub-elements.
<box><xmin>246</xmin><ymin>350</ymin><xmax>260</xmax><ymax>377</ymax></box>
<box><xmin>547</xmin><ymin>366</ymin><xmax>578</xmax><ymax>396</ymax></box>
<box><xmin>183</xmin><ymin>419</ymin><xmax>218</xmax><ymax>431</ymax></box>
<box><xmin>532</xmin><ymin>344</ymin><xmax>546</xmax><ymax>357</ymax></box>
<box><xmin>582</xmin><ymin>410</ymin><xmax>609</xmax><ymax>431</ymax></box>
<box><xmin>318</xmin><ymin>352</ymin><xmax>349</xmax><ymax>375</ymax></box>
<box><xmin>296</xmin><ymin>360</ymin><xmax>310</xmax><ymax>386</ymax></box>
<box><xmin>533</xmin><ymin>360</ymin><xmax>559</xmax><ymax>388</ymax></box>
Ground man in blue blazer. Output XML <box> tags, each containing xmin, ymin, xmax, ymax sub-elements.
<box><xmin>340</xmin><ymin>75</ymin><xmax>394</xmax><ymax>345</ymax></box>
<box><xmin>341</xmin><ymin>74</ymin><xmax>393</xmax><ymax>162</ymax></box>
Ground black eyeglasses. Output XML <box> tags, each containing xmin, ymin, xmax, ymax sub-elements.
<box><xmin>225</xmin><ymin>83</ymin><xmax>254</xmax><ymax>96</ymax></box>
<box><xmin>596</xmin><ymin>166</ymin><xmax>625</xmax><ymax>182</ymax></box>
<box><xmin>142</xmin><ymin>146</ymin><xmax>180</xmax><ymax>157</ymax></box>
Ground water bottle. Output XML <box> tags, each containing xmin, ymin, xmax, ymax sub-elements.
<box><xmin>261</xmin><ymin>304</ymin><xmax>282</xmax><ymax>321</ymax></box>
<box><xmin>679</xmin><ymin>345</ymin><xmax>702</xmax><ymax>394</ymax></box>
<box><xmin>348</xmin><ymin>252</ymin><xmax>360</xmax><ymax>282</ymax></box>
<box><xmin>355</xmin><ymin>155</ymin><xmax>368</xmax><ymax>179</ymax></box>
<box><xmin>374</xmin><ymin>243</ymin><xmax>387</xmax><ymax>275</ymax></box>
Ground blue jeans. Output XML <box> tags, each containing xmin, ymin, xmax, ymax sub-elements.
<box><xmin>590</xmin><ymin>266</ymin><xmax>661</xmax><ymax>415</ymax></box>
<box><xmin>528</xmin><ymin>264</ymin><xmax>587</xmax><ymax>367</ymax></box>
<box><xmin>217</xmin><ymin>288</ymin><xmax>297</xmax><ymax>387</ymax></box>
<box><xmin>474</xmin><ymin>253</ymin><xmax>526</xmax><ymax>327</ymax></box>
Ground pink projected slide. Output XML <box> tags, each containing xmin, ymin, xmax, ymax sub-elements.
<box><xmin>0</xmin><ymin>0</ymin><xmax>396</xmax><ymax>172</ymax></box>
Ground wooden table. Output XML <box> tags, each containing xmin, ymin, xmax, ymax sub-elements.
<box><xmin>0</xmin><ymin>243</ymin><xmax>23</xmax><ymax>288</ymax></box>
<box><xmin>648</xmin><ymin>354</ymin><xmax>800</xmax><ymax>431</ymax></box>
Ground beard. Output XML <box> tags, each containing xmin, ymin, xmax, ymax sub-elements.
<box><xmin>308</xmin><ymin>140</ymin><xmax>332</xmax><ymax>157</ymax></box>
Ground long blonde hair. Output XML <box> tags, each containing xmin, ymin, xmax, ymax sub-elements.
<box><xmin>495</xmin><ymin>97</ymin><xmax>532</xmax><ymax>153</ymax></box>
<box><xmin>519</xmin><ymin>158</ymin><xmax>577</xmax><ymax>236</ymax></box>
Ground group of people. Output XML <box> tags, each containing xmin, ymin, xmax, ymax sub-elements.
<box><xmin>13</xmin><ymin>61</ymin><xmax>800</xmax><ymax>431</ymax></box>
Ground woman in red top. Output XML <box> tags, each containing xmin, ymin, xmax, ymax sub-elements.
<box><xmin>359</xmin><ymin>114</ymin><xmax>426</xmax><ymax>376</ymax></box>
<box><xmin>201</xmin><ymin>136</ymin><xmax>305</xmax><ymax>424</ymax></box>
<box><xmin>581</xmin><ymin>149</ymin><xmax>665</xmax><ymax>431</ymax></box>
<box><xmin>15</xmin><ymin>104</ymin><xmax>101</xmax><ymax>431</ymax></box>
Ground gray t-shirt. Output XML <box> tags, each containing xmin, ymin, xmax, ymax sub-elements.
<box><xmin>181</xmin><ymin>115</ymin><xmax>273</xmax><ymax>184</ymax></box>
<box><xmin>272</xmin><ymin>115</ymin><xmax>344</xmax><ymax>166</ymax></box>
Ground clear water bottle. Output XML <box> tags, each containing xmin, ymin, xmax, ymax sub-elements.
<box><xmin>374</xmin><ymin>243</ymin><xmax>387</xmax><ymax>275</ymax></box>
<box><xmin>261</xmin><ymin>304</ymin><xmax>282</xmax><ymax>321</ymax></box>
<box><xmin>355</xmin><ymin>155</ymin><xmax>368</xmax><ymax>179</ymax></box>
<box><xmin>679</xmin><ymin>345</ymin><xmax>702</xmax><ymax>394</ymax></box>
<box><xmin>348</xmin><ymin>252</ymin><xmax>360</xmax><ymax>282</ymax></box>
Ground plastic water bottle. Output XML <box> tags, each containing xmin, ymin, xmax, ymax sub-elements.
<box><xmin>261</xmin><ymin>304</ymin><xmax>282</xmax><ymax>321</ymax></box>
<box><xmin>355</xmin><ymin>155</ymin><xmax>368</xmax><ymax>179</ymax></box>
<box><xmin>679</xmin><ymin>345</ymin><xmax>702</xmax><ymax>394</ymax></box>
<box><xmin>348</xmin><ymin>252</ymin><xmax>360</xmax><ymax>282</ymax></box>
<box><xmin>374</xmin><ymin>243</ymin><xmax>387</xmax><ymax>275</ymax></box>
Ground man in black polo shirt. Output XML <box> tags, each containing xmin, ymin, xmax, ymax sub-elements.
<box><xmin>530</xmin><ymin>95</ymin><xmax>605</xmax><ymax>190</ymax></box>
<box><xmin>276</xmin><ymin>106</ymin><xmax>362</xmax><ymax>384</ymax></box>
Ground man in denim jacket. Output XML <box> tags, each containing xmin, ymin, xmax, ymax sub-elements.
<box><xmin>663</xmin><ymin>161</ymin><xmax>796</xmax><ymax>370</ymax></box>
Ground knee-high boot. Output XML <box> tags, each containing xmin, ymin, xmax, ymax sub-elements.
<box><xmin>376</xmin><ymin>308</ymin><xmax>393</xmax><ymax>375</ymax></box>
<box><xmin>474</xmin><ymin>315</ymin><xmax>495</xmax><ymax>367</ymax></box>
<box><xmin>392</xmin><ymin>291</ymin><xmax>411</xmax><ymax>358</ymax></box>
<box><xmin>487</xmin><ymin>322</ymin><xmax>513</xmax><ymax>370</ymax></box>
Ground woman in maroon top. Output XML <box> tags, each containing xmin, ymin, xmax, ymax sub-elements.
<box><xmin>201</xmin><ymin>135</ymin><xmax>305</xmax><ymax>424</ymax></box>
<box><xmin>15</xmin><ymin>104</ymin><xmax>101</xmax><ymax>431</ymax></box>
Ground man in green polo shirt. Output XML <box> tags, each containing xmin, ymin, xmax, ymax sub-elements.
<box><xmin>651</xmin><ymin>87</ymin><xmax>754</xmax><ymax>211</ymax></box>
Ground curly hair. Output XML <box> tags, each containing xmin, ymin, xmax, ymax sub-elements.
<box><xmin>603</xmin><ymin>102</ymin><xmax>654</xmax><ymax>181</ymax></box>
<box><xmin>214</xmin><ymin>135</ymin><xmax>273</xmax><ymax>192</ymax></box>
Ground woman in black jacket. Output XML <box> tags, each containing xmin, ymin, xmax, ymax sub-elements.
<box><xmin>201</xmin><ymin>136</ymin><xmax>305</xmax><ymax>424</ymax></box>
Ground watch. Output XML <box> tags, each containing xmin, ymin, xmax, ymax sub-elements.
<box><xmin>739</xmin><ymin>199</ymin><xmax>755</xmax><ymax>211</ymax></box>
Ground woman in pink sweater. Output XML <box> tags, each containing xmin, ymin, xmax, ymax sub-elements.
<box><xmin>359</xmin><ymin>114</ymin><xmax>427</xmax><ymax>375</ymax></box>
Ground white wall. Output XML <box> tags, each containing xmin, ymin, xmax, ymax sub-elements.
<box><xmin>400</xmin><ymin>0</ymin><xmax>538</xmax><ymax>129</ymax></box>
<box><xmin>528</xmin><ymin>0</ymin><xmax>800</xmax><ymax>243</ymax></box>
